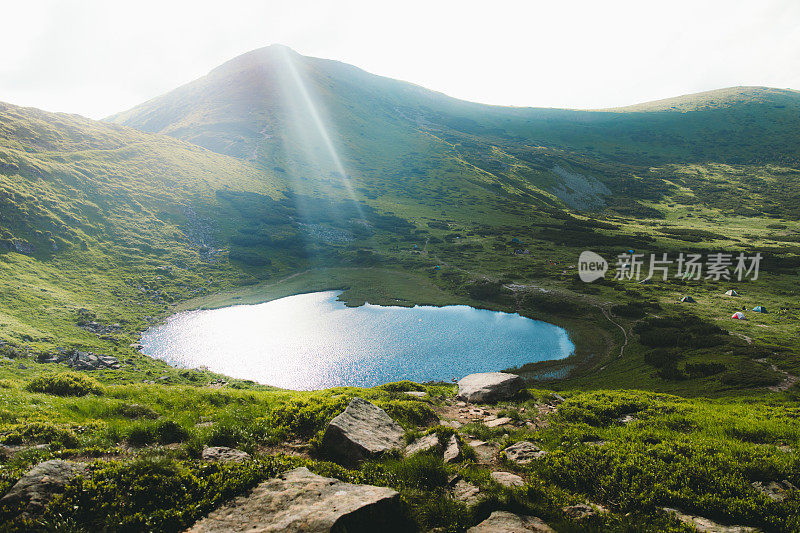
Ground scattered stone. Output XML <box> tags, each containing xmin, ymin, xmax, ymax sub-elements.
<box><xmin>186</xmin><ymin>467</ymin><xmax>411</xmax><ymax>532</ymax></box>
<box><xmin>201</xmin><ymin>446</ymin><xmax>250</xmax><ymax>463</ymax></box>
<box><xmin>485</xmin><ymin>417</ymin><xmax>513</xmax><ymax>428</ymax></box>
<box><xmin>550</xmin><ymin>393</ymin><xmax>565</xmax><ymax>404</ymax></box>
<box><xmin>450</xmin><ymin>477</ymin><xmax>482</xmax><ymax>506</ymax></box>
<box><xmin>751</xmin><ymin>480</ymin><xmax>797</xmax><ymax>502</ymax></box>
<box><xmin>503</xmin><ymin>441</ymin><xmax>548</xmax><ymax>464</ymax></box>
<box><xmin>37</xmin><ymin>350</ymin><xmax>120</xmax><ymax>370</ymax></box>
<box><xmin>663</xmin><ymin>508</ymin><xmax>760</xmax><ymax>533</ymax></box>
<box><xmin>467</xmin><ymin>439</ymin><xmax>497</xmax><ymax>463</ymax></box>
<box><xmin>403</xmin><ymin>391</ymin><xmax>427</xmax><ymax>398</ymax></box>
<box><xmin>615</xmin><ymin>414</ymin><xmax>637</xmax><ymax>424</ymax></box>
<box><xmin>563</xmin><ymin>503</ymin><xmax>608</xmax><ymax>520</ymax></box>
<box><xmin>439</xmin><ymin>419</ymin><xmax>462</xmax><ymax>429</ymax></box>
<box><xmin>457</xmin><ymin>372</ymin><xmax>524</xmax><ymax>403</ymax></box>
<box><xmin>443</xmin><ymin>434</ymin><xmax>462</xmax><ymax>463</ymax></box>
<box><xmin>467</xmin><ymin>510</ymin><xmax>555</xmax><ymax>532</ymax></box>
<box><xmin>456</xmin><ymin>401</ymin><xmax>467</xmax><ymax>407</ymax></box>
<box><xmin>320</xmin><ymin>397</ymin><xmax>404</xmax><ymax>464</ymax></box>
<box><xmin>405</xmin><ymin>433</ymin><xmax>440</xmax><ymax>456</ymax></box>
<box><xmin>490</xmin><ymin>471</ymin><xmax>525</xmax><ymax>488</ymax></box>
<box><xmin>0</xmin><ymin>460</ymin><xmax>85</xmax><ymax>515</ymax></box>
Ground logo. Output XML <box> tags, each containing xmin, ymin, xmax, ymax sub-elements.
<box><xmin>578</xmin><ymin>251</ymin><xmax>608</xmax><ymax>282</ymax></box>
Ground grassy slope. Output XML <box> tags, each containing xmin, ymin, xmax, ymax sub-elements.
<box><xmin>1</xmin><ymin>49</ymin><xmax>800</xmax><ymax>531</ymax></box>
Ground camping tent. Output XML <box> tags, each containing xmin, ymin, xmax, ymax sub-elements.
<box><xmin>680</xmin><ymin>296</ymin><xmax>696</xmax><ymax>303</ymax></box>
<box><xmin>752</xmin><ymin>306</ymin><xmax>767</xmax><ymax>313</ymax></box>
<box><xmin>724</xmin><ymin>290</ymin><xmax>739</xmax><ymax>296</ymax></box>
<box><xmin>731</xmin><ymin>311</ymin><xmax>746</xmax><ymax>320</ymax></box>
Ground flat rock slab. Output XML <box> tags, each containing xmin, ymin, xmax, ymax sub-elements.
<box><xmin>443</xmin><ymin>434</ymin><xmax>462</xmax><ymax>463</ymax></box>
<box><xmin>403</xmin><ymin>391</ymin><xmax>427</xmax><ymax>398</ymax></box>
<box><xmin>405</xmin><ymin>433</ymin><xmax>440</xmax><ymax>456</ymax></box>
<box><xmin>663</xmin><ymin>508</ymin><xmax>761</xmax><ymax>533</ymax></box>
<box><xmin>187</xmin><ymin>467</ymin><xmax>412</xmax><ymax>533</ymax></box>
<box><xmin>468</xmin><ymin>440</ymin><xmax>498</xmax><ymax>464</ymax></box>
<box><xmin>0</xmin><ymin>460</ymin><xmax>85</xmax><ymax>514</ymax></box>
<box><xmin>320</xmin><ymin>397</ymin><xmax>404</xmax><ymax>464</ymax></box>
<box><xmin>485</xmin><ymin>417</ymin><xmax>513</xmax><ymax>428</ymax></box>
<box><xmin>450</xmin><ymin>478</ymin><xmax>483</xmax><ymax>507</ymax></box>
<box><xmin>490</xmin><ymin>471</ymin><xmax>525</xmax><ymax>488</ymax></box>
<box><xmin>467</xmin><ymin>511</ymin><xmax>555</xmax><ymax>532</ymax></box>
<box><xmin>457</xmin><ymin>372</ymin><xmax>524</xmax><ymax>403</ymax></box>
<box><xmin>504</xmin><ymin>441</ymin><xmax>548</xmax><ymax>464</ymax></box>
<box><xmin>202</xmin><ymin>446</ymin><xmax>251</xmax><ymax>463</ymax></box>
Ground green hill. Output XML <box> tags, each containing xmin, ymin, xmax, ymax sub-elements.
<box><xmin>1</xmin><ymin>46</ymin><xmax>800</xmax><ymax>533</ymax></box>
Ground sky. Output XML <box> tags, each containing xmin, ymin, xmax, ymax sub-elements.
<box><xmin>1</xmin><ymin>0</ymin><xmax>799</xmax><ymax>119</ymax></box>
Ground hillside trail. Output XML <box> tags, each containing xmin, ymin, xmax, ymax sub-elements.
<box><xmin>755</xmin><ymin>358</ymin><xmax>800</xmax><ymax>392</ymax></box>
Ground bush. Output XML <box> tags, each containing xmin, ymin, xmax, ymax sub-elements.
<box><xmin>0</xmin><ymin>422</ymin><xmax>79</xmax><ymax>448</ymax></box>
<box><xmin>112</xmin><ymin>403</ymin><xmax>159</xmax><ymax>419</ymax></box>
<box><xmin>127</xmin><ymin>420</ymin><xmax>189</xmax><ymax>447</ymax></box>
<box><xmin>685</xmin><ymin>362</ymin><xmax>726</xmax><ymax>378</ymax></box>
<box><xmin>25</xmin><ymin>372</ymin><xmax>103</xmax><ymax>396</ymax></box>
<box><xmin>380</xmin><ymin>381</ymin><xmax>426</xmax><ymax>393</ymax></box>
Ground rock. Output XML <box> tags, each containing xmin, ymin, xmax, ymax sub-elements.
<box><xmin>440</xmin><ymin>419</ymin><xmax>462</xmax><ymax>429</ymax></box>
<box><xmin>467</xmin><ymin>439</ymin><xmax>497</xmax><ymax>463</ymax></box>
<box><xmin>443</xmin><ymin>434</ymin><xmax>462</xmax><ymax>463</ymax></box>
<box><xmin>405</xmin><ymin>433</ymin><xmax>440</xmax><ymax>456</ymax></box>
<box><xmin>186</xmin><ymin>467</ymin><xmax>411</xmax><ymax>532</ymax></box>
<box><xmin>751</xmin><ymin>480</ymin><xmax>797</xmax><ymax>502</ymax></box>
<box><xmin>457</xmin><ymin>372</ymin><xmax>524</xmax><ymax>403</ymax></box>
<box><xmin>467</xmin><ymin>510</ymin><xmax>555</xmax><ymax>532</ymax></box>
<box><xmin>403</xmin><ymin>391</ymin><xmax>427</xmax><ymax>398</ymax></box>
<box><xmin>615</xmin><ymin>414</ymin><xmax>637</xmax><ymax>424</ymax></box>
<box><xmin>563</xmin><ymin>503</ymin><xmax>608</xmax><ymax>520</ymax></box>
<box><xmin>320</xmin><ymin>397</ymin><xmax>404</xmax><ymax>464</ymax></box>
<box><xmin>490</xmin><ymin>471</ymin><xmax>525</xmax><ymax>488</ymax></box>
<box><xmin>0</xmin><ymin>460</ymin><xmax>85</xmax><ymax>515</ymax></box>
<box><xmin>450</xmin><ymin>478</ymin><xmax>482</xmax><ymax>506</ymax></box>
<box><xmin>485</xmin><ymin>417</ymin><xmax>513</xmax><ymax>428</ymax></box>
<box><xmin>38</xmin><ymin>349</ymin><xmax>120</xmax><ymax>370</ymax></box>
<box><xmin>201</xmin><ymin>446</ymin><xmax>250</xmax><ymax>463</ymax></box>
<box><xmin>503</xmin><ymin>441</ymin><xmax>548</xmax><ymax>464</ymax></box>
<box><xmin>663</xmin><ymin>508</ymin><xmax>760</xmax><ymax>533</ymax></box>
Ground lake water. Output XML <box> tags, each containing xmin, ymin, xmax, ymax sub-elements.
<box><xmin>140</xmin><ymin>291</ymin><xmax>574</xmax><ymax>390</ymax></box>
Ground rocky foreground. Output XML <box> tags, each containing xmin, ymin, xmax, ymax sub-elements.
<box><xmin>1</xmin><ymin>372</ymin><xmax>789</xmax><ymax>532</ymax></box>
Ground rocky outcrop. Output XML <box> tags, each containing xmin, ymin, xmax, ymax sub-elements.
<box><xmin>405</xmin><ymin>433</ymin><xmax>439</xmax><ymax>456</ymax></box>
<box><xmin>503</xmin><ymin>441</ymin><xmax>548</xmax><ymax>464</ymax></box>
<box><xmin>751</xmin><ymin>479</ymin><xmax>797</xmax><ymax>502</ymax></box>
<box><xmin>457</xmin><ymin>372</ymin><xmax>524</xmax><ymax>403</ymax></box>
<box><xmin>201</xmin><ymin>446</ymin><xmax>250</xmax><ymax>463</ymax></box>
<box><xmin>186</xmin><ymin>467</ymin><xmax>412</xmax><ymax>532</ymax></box>
<box><xmin>320</xmin><ymin>398</ymin><xmax>404</xmax><ymax>464</ymax></box>
<box><xmin>38</xmin><ymin>350</ymin><xmax>120</xmax><ymax>370</ymax></box>
<box><xmin>467</xmin><ymin>510</ymin><xmax>555</xmax><ymax>532</ymax></box>
<box><xmin>0</xmin><ymin>460</ymin><xmax>85</xmax><ymax>515</ymax></box>
<box><xmin>563</xmin><ymin>503</ymin><xmax>608</xmax><ymax>520</ymax></box>
<box><xmin>467</xmin><ymin>439</ymin><xmax>498</xmax><ymax>464</ymax></box>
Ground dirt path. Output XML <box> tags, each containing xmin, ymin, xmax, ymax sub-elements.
<box><xmin>756</xmin><ymin>358</ymin><xmax>800</xmax><ymax>392</ymax></box>
<box><xmin>600</xmin><ymin>306</ymin><xmax>629</xmax><ymax>359</ymax></box>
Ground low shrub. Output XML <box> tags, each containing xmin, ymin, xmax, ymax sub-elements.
<box><xmin>25</xmin><ymin>372</ymin><xmax>103</xmax><ymax>397</ymax></box>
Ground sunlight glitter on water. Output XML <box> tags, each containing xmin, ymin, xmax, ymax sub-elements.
<box><xmin>140</xmin><ymin>291</ymin><xmax>574</xmax><ymax>390</ymax></box>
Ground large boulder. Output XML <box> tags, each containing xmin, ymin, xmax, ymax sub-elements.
<box><xmin>186</xmin><ymin>467</ymin><xmax>412</xmax><ymax>532</ymax></box>
<box><xmin>457</xmin><ymin>372</ymin><xmax>524</xmax><ymax>403</ymax></box>
<box><xmin>0</xmin><ymin>460</ymin><xmax>85</xmax><ymax>515</ymax></box>
<box><xmin>490</xmin><ymin>471</ymin><xmax>525</xmax><ymax>488</ymax></box>
<box><xmin>320</xmin><ymin>398</ymin><xmax>404</xmax><ymax>464</ymax></box>
<box><xmin>467</xmin><ymin>511</ymin><xmax>555</xmax><ymax>532</ymax></box>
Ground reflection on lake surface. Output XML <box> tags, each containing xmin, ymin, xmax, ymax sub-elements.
<box><xmin>140</xmin><ymin>291</ymin><xmax>574</xmax><ymax>390</ymax></box>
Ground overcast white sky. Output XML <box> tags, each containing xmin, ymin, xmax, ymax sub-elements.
<box><xmin>1</xmin><ymin>0</ymin><xmax>799</xmax><ymax>119</ymax></box>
